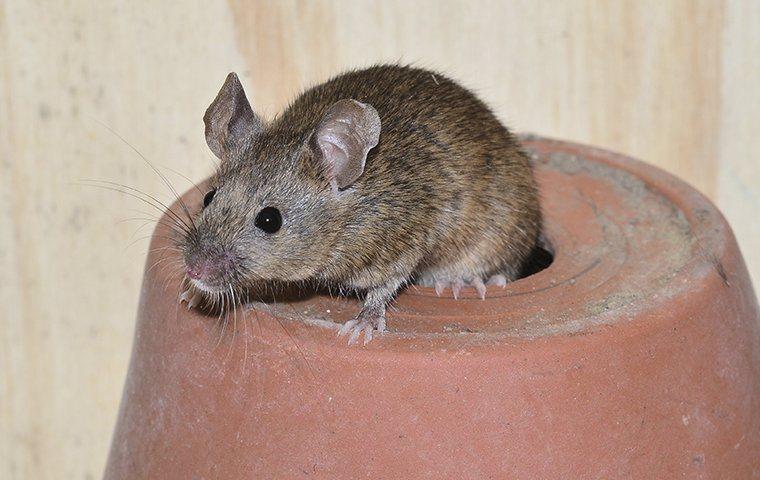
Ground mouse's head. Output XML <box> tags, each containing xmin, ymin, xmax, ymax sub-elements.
<box><xmin>178</xmin><ymin>73</ymin><xmax>381</xmax><ymax>295</ymax></box>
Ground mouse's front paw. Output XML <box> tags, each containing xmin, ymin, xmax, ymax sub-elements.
<box><xmin>179</xmin><ymin>284</ymin><xmax>204</xmax><ymax>310</ymax></box>
<box><xmin>338</xmin><ymin>310</ymin><xmax>386</xmax><ymax>346</ymax></box>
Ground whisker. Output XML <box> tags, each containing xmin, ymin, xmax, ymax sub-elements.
<box><xmin>90</xmin><ymin>118</ymin><xmax>197</xmax><ymax>230</ymax></box>
<box><xmin>224</xmin><ymin>283</ymin><xmax>238</xmax><ymax>365</ymax></box>
<box><xmin>77</xmin><ymin>184</ymin><xmax>191</xmax><ymax>242</ymax></box>
<box><xmin>270</xmin><ymin>290</ymin><xmax>314</xmax><ymax>379</ymax></box>
<box><xmin>118</xmin><ymin>216</ymin><xmax>185</xmax><ymax>235</ymax></box>
<box><xmin>78</xmin><ymin>179</ymin><xmax>192</xmax><ymax>234</ymax></box>
<box><xmin>147</xmin><ymin>245</ymin><xmax>182</xmax><ymax>255</ymax></box>
<box><xmin>78</xmin><ymin>179</ymin><xmax>184</xmax><ymax>222</ymax></box>
<box><xmin>165</xmin><ymin>270</ymin><xmax>186</xmax><ymax>296</ymax></box>
<box><xmin>160</xmin><ymin>164</ymin><xmax>206</xmax><ymax>199</ymax></box>
<box><xmin>125</xmin><ymin>234</ymin><xmax>180</xmax><ymax>251</ymax></box>
<box><xmin>147</xmin><ymin>255</ymin><xmax>182</xmax><ymax>275</ymax></box>
<box><xmin>126</xmin><ymin>220</ymin><xmax>187</xmax><ymax>245</ymax></box>
<box><xmin>215</xmin><ymin>290</ymin><xmax>228</xmax><ymax>349</ymax></box>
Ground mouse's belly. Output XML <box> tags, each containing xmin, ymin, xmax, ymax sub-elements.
<box><xmin>342</xmin><ymin>225</ymin><xmax>522</xmax><ymax>290</ymax></box>
<box><xmin>413</xmin><ymin>243</ymin><xmax>521</xmax><ymax>288</ymax></box>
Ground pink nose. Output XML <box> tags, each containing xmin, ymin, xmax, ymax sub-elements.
<box><xmin>186</xmin><ymin>252</ymin><xmax>235</xmax><ymax>282</ymax></box>
<box><xmin>186</xmin><ymin>262</ymin><xmax>209</xmax><ymax>280</ymax></box>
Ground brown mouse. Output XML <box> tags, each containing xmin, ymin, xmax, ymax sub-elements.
<box><xmin>178</xmin><ymin>64</ymin><xmax>541</xmax><ymax>344</ymax></box>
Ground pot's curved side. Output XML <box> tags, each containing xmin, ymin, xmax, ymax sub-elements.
<box><xmin>104</xmin><ymin>137</ymin><xmax>760</xmax><ymax>479</ymax></box>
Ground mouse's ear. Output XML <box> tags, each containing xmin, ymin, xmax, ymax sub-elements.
<box><xmin>311</xmin><ymin>99</ymin><xmax>381</xmax><ymax>191</ymax></box>
<box><xmin>204</xmin><ymin>72</ymin><xmax>263</xmax><ymax>159</ymax></box>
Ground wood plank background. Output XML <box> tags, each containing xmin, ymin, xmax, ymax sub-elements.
<box><xmin>1</xmin><ymin>1</ymin><xmax>758</xmax><ymax>478</ymax></box>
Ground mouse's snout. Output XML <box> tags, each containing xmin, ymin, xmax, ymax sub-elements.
<box><xmin>184</xmin><ymin>250</ymin><xmax>238</xmax><ymax>293</ymax></box>
<box><xmin>185</xmin><ymin>260</ymin><xmax>210</xmax><ymax>281</ymax></box>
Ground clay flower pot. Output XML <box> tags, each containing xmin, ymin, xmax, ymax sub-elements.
<box><xmin>104</xmin><ymin>137</ymin><xmax>760</xmax><ymax>478</ymax></box>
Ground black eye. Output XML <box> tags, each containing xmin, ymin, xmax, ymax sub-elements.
<box><xmin>255</xmin><ymin>207</ymin><xmax>282</xmax><ymax>234</ymax></box>
<box><xmin>203</xmin><ymin>189</ymin><xmax>216</xmax><ymax>208</ymax></box>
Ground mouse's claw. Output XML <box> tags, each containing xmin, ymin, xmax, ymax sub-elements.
<box><xmin>434</xmin><ymin>274</ymin><xmax>509</xmax><ymax>299</ymax></box>
<box><xmin>451</xmin><ymin>279</ymin><xmax>464</xmax><ymax>299</ymax></box>
<box><xmin>338</xmin><ymin>311</ymin><xmax>385</xmax><ymax>345</ymax></box>
<box><xmin>349</xmin><ymin>322</ymin><xmax>373</xmax><ymax>345</ymax></box>
<box><xmin>338</xmin><ymin>318</ymin><xmax>359</xmax><ymax>337</ymax></box>
<box><xmin>472</xmin><ymin>277</ymin><xmax>487</xmax><ymax>299</ymax></box>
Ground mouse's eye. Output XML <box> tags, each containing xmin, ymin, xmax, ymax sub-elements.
<box><xmin>203</xmin><ymin>189</ymin><xmax>216</xmax><ymax>208</ymax></box>
<box><xmin>255</xmin><ymin>207</ymin><xmax>282</xmax><ymax>234</ymax></box>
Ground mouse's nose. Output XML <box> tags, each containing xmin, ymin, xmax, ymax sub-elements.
<box><xmin>185</xmin><ymin>252</ymin><xmax>236</xmax><ymax>286</ymax></box>
<box><xmin>185</xmin><ymin>255</ymin><xmax>215</xmax><ymax>281</ymax></box>
<box><xmin>186</xmin><ymin>263</ymin><xmax>207</xmax><ymax>280</ymax></box>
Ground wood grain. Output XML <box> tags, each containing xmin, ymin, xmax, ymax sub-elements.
<box><xmin>1</xmin><ymin>1</ymin><xmax>757</xmax><ymax>478</ymax></box>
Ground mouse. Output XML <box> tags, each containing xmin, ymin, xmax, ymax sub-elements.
<box><xmin>178</xmin><ymin>64</ymin><xmax>541</xmax><ymax>345</ymax></box>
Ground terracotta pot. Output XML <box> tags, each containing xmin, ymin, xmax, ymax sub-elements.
<box><xmin>104</xmin><ymin>137</ymin><xmax>760</xmax><ymax>479</ymax></box>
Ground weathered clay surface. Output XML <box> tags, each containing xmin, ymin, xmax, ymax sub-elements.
<box><xmin>104</xmin><ymin>137</ymin><xmax>760</xmax><ymax>479</ymax></box>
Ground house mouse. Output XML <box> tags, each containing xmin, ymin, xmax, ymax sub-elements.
<box><xmin>178</xmin><ymin>64</ymin><xmax>541</xmax><ymax>345</ymax></box>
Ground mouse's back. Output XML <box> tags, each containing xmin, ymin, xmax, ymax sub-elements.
<box><xmin>269</xmin><ymin>65</ymin><xmax>541</xmax><ymax>286</ymax></box>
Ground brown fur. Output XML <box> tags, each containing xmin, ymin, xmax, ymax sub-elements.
<box><xmin>180</xmin><ymin>65</ymin><xmax>541</xmax><ymax>340</ymax></box>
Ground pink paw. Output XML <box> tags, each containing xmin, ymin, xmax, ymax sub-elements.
<box><xmin>179</xmin><ymin>284</ymin><xmax>204</xmax><ymax>309</ymax></box>
<box><xmin>338</xmin><ymin>311</ymin><xmax>386</xmax><ymax>345</ymax></box>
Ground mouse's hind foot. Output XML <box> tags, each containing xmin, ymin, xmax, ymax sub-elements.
<box><xmin>434</xmin><ymin>274</ymin><xmax>508</xmax><ymax>300</ymax></box>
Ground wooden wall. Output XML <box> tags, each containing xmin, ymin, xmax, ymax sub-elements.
<box><xmin>1</xmin><ymin>1</ymin><xmax>757</xmax><ymax>478</ymax></box>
